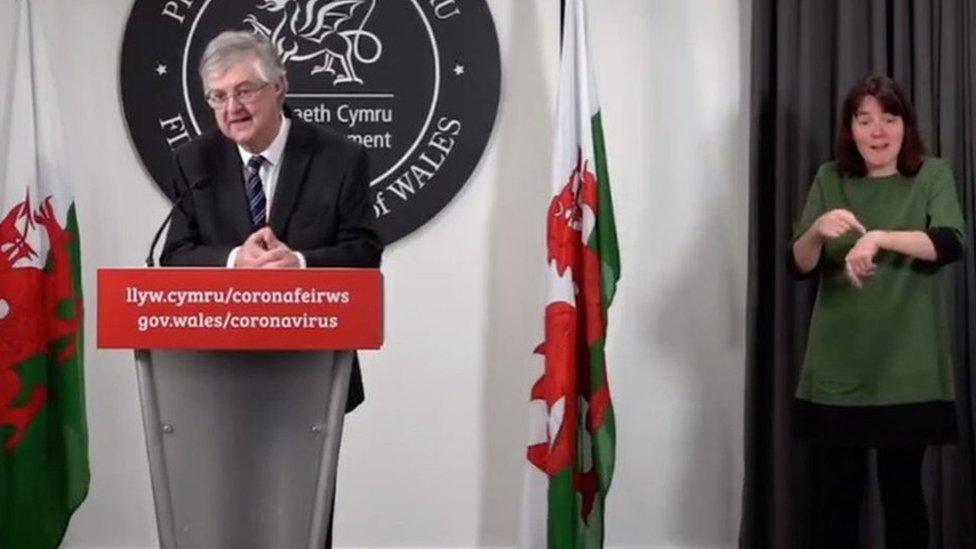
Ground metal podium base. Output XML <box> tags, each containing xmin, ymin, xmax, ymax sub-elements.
<box><xmin>134</xmin><ymin>350</ymin><xmax>353</xmax><ymax>549</ymax></box>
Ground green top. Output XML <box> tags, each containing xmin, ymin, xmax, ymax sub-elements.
<box><xmin>793</xmin><ymin>158</ymin><xmax>965</xmax><ymax>406</ymax></box>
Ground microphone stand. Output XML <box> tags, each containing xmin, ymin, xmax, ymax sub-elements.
<box><xmin>145</xmin><ymin>178</ymin><xmax>209</xmax><ymax>267</ymax></box>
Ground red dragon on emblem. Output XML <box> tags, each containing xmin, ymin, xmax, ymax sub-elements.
<box><xmin>0</xmin><ymin>193</ymin><xmax>81</xmax><ymax>451</ymax></box>
<box><xmin>528</xmin><ymin>151</ymin><xmax>612</xmax><ymax>523</ymax></box>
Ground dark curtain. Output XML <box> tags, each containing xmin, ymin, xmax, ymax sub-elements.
<box><xmin>741</xmin><ymin>1</ymin><xmax>976</xmax><ymax>547</ymax></box>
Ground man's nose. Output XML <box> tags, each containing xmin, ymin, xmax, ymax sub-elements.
<box><xmin>225</xmin><ymin>95</ymin><xmax>244</xmax><ymax>112</ymax></box>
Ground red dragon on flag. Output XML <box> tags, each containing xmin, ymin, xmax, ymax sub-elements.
<box><xmin>0</xmin><ymin>193</ymin><xmax>82</xmax><ymax>451</ymax></box>
<box><xmin>528</xmin><ymin>153</ymin><xmax>611</xmax><ymax>523</ymax></box>
<box><xmin>1</xmin><ymin>2</ymin><xmax>90</xmax><ymax>547</ymax></box>
<box><xmin>520</xmin><ymin>1</ymin><xmax>618</xmax><ymax>547</ymax></box>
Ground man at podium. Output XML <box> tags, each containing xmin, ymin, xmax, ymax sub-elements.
<box><xmin>159</xmin><ymin>30</ymin><xmax>382</xmax><ymax>546</ymax></box>
<box><xmin>160</xmin><ymin>30</ymin><xmax>381</xmax><ymax>410</ymax></box>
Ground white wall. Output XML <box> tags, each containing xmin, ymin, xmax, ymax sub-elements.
<box><xmin>13</xmin><ymin>0</ymin><xmax>751</xmax><ymax>547</ymax></box>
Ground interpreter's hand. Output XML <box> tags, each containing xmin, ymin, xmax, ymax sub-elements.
<box><xmin>813</xmin><ymin>209</ymin><xmax>867</xmax><ymax>241</ymax></box>
<box><xmin>844</xmin><ymin>230</ymin><xmax>883</xmax><ymax>289</ymax></box>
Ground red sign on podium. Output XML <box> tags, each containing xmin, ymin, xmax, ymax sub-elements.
<box><xmin>97</xmin><ymin>268</ymin><xmax>383</xmax><ymax>350</ymax></box>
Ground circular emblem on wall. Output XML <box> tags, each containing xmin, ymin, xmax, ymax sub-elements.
<box><xmin>120</xmin><ymin>0</ymin><xmax>500</xmax><ymax>244</ymax></box>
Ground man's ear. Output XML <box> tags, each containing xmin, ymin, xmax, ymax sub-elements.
<box><xmin>273</xmin><ymin>76</ymin><xmax>288</xmax><ymax>101</ymax></box>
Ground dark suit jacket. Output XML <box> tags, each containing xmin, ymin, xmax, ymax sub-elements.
<box><xmin>160</xmin><ymin>115</ymin><xmax>382</xmax><ymax>411</ymax></box>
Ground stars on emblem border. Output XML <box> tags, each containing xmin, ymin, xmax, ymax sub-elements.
<box><xmin>155</xmin><ymin>64</ymin><xmax>167</xmax><ymax>76</ymax></box>
<box><xmin>453</xmin><ymin>64</ymin><xmax>465</xmax><ymax>76</ymax></box>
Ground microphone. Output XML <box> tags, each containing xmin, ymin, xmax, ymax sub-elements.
<box><xmin>145</xmin><ymin>177</ymin><xmax>211</xmax><ymax>267</ymax></box>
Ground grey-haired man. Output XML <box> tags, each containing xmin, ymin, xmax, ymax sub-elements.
<box><xmin>161</xmin><ymin>30</ymin><xmax>381</xmax><ymax>547</ymax></box>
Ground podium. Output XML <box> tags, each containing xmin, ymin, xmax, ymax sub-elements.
<box><xmin>98</xmin><ymin>268</ymin><xmax>383</xmax><ymax>549</ymax></box>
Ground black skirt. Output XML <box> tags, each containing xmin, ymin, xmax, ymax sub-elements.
<box><xmin>793</xmin><ymin>398</ymin><xmax>958</xmax><ymax>446</ymax></box>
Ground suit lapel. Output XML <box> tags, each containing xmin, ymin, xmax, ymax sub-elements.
<box><xmin>269</xmin><ymin>121</ymin><xmax>312</xmax><ymax>236</ymax></box>
<box><xmin>215</xmin><ymin>139</ymin><xmax>253</xmax><ymax>239</ymax></box>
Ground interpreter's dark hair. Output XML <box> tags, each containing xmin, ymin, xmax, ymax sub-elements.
<box><xmin>835</xmin><ymin>75</ymin><xmax>925</xmax><ymax>177</ymax></box>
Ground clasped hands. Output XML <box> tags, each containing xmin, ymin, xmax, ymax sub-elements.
<box><xmin>813</xmin><ymin>209</ymin><xmax>882</xmax><ymax>289</ymax></box>
<box><xmin>234</xmin><ymin>226</ymin><xmax>300</xmax><ymax>268</ymax></box>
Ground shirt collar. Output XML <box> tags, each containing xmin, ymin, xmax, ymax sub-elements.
<box><xmin>237</xmin><ymin>114</ymin><xmax>290</xmax><ymax>168</ymax></box>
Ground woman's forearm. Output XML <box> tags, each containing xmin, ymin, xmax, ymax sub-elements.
<box><xmin>792</xmin><ymin>226</ymin><xmax>824</xmax><ymax>274</ymax></box>
<box><xmin>869</xmin><ymin>230</ymin><xmax>936</xmax><ymax>261</ymax></box>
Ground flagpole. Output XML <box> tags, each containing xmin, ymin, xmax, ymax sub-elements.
<box><xmin>559</xmin><ymin>0</ymin><xmax>565</xmax><ymax>51</ymax></box>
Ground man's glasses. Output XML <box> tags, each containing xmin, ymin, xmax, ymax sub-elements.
<box><xmin>205</xmin><ymin>81</ymin><xmax>269</xmax><ymax>109</ymax></box>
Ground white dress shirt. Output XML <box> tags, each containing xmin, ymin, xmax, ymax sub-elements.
<box><xmin>226</xmin><ymin>115</ymin><xmax>306</xmax><ymax>267</ymax></box>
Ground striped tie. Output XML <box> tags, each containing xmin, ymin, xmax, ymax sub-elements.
<box><xmin>245</xmin><ymin>155</ymin><xmax>266</xmax><ymax>230</ymax></box>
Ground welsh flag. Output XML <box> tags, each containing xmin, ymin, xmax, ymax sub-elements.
<box><xmin>0</xmin><ymin>1</ymin><xmax>90</xmax><ymax>547</ymax></box>
<box><xmin>520</xmin><ymin>0</ymin><xmax>619</xmax><ymax>547</ymax></box>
